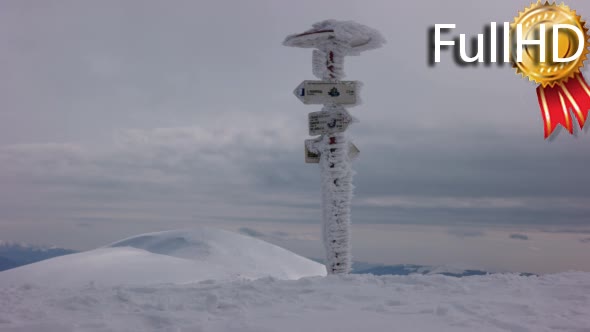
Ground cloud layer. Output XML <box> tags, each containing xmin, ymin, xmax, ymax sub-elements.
<box><xmin>1</xmin><ymin>0</ymin><xmax>590</xmax><ymax>251</ymax></box>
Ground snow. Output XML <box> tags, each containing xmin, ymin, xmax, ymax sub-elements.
<box><xmin>0</xmin><ymin>228</ymin><xmax>326</xmax><ymax>287</ymax></box>
<box><xmin>283</xmin><ymin>20</ymin><xmax>386</xmax><ymax>55</ymax></box>
<box><xmin>0</xmin><ymin>272</ymin><xmax>588</xmax><ymax>331</ymax></box>
<box><xmin>0</xmin><ymin>228</ymin><xmax>588</xmax><ymax>331</ymax></box>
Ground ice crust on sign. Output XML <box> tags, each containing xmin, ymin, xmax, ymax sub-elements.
<box><xmin>284</xmin><ymin>19</ymin><xmax>386</xmax><ymax>55</ymax></box>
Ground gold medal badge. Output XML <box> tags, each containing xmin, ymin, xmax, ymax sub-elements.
<box><xmin>511</xmin><ymin>1</ymin><xmax>590</xmax><ymax>138</ymax></box>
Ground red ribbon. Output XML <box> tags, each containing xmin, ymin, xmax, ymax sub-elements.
<box><xmin>536</xmin><ymin>74</ymin><xmax>590</xmax><ymax>139</ymax></box>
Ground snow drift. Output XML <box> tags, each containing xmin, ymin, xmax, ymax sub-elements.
<box><xmin>0</xmin><ymin>272</ymin><xmax>588</xmax><ymax>331</ymax></box>
<box><xmin>0</xmin><ymin>227</ymin><xmax>326</xmax><ymax>287</ymax></box>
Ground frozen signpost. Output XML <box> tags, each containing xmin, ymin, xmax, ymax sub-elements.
<box><xmin>284</xmin><ymin>20</ymin><xmax>384</xmax><ymax>274</ymax></box>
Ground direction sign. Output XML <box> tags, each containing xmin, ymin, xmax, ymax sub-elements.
<box><xmin>305</xmin><ymin>143</ymin><xmax>320</xmax><ymax>164</ymax></box>
<box><xmin>308</xmin><ymin>109</ymin><xmax>352</xmax><ymax>136</ymax></box>
<box><xmin>348</xmin><ymin>142</ymin><xmax>360</xmax><ymax>160</ymax></box>
<box><xmin>304</xmin><ymin>139</ymin><xmax>360</xmax><ymax>164</ymax></box>
<box><xmin>304</xmin><ymin>137</ymin><xmax>322</xmax><ymax>163</ymax></box>
<box><xmin>294</xmin><ymin>81</ymin><xmax>357</xmax><ymax>105</ymax></box>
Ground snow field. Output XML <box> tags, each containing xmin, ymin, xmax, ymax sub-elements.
<box><xmin>0</xmin><ymin>272</ymin><xmax>588</xmax><ymax>331</ymax></box>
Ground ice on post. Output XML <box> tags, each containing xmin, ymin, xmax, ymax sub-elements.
<box><xmin>284</xmin><ymin>20</ymin><xmax>384</xmax><ymax>275</ymax></box>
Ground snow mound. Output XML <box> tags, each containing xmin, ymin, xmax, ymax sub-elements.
<box><xmin>0</xmin><ymin>228</ymin><xmax>326</xmax><ymax>287</ymax></box>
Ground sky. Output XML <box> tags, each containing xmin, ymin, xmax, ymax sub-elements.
<box><xmin>1</xmin><ymin>0</ymin><xmax>589</xmax><ymax>273</ymax></box>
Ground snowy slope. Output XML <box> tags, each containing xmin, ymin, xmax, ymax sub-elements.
<box><xmin>0</xmin><ymin>228</ymin><xmax>326</xmax><ymax>287</ymax></box>
<box><xmin>0</xmin><ymin>272</ymin><xmax>588</xmax><ymax>331</ymax></box>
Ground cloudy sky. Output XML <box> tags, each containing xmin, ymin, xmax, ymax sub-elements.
<box><xmin>1</xmin><ymin>0</ymin><xmax>589</xmax><ymax>273</ymax></box>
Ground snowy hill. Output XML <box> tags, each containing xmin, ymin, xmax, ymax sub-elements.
<box><xmin>0</xmin><ymin>228</ymin><xmax>326</xmax><ymax>287</ymax></box>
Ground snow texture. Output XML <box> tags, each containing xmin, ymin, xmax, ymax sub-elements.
<box><xmin>317</xmin><ymin>125</ymin><xmax>354</xmax><ymax>274</ymax></box>
<box><xmin>0</xmin><ymin>271</ymin><xmax>588</xmax><ymax>331</ymax></box>
<box><xmin>317</xmin><ymin>62</ymin><xmax>353</xmax><ymax>274</ymax></box>
<box><xmin>0</xmin><ymin>228</ymin><xmax>326</xmax><ymax>288</ymax></box>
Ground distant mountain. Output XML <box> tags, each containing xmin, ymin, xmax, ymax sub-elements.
<box><xmin>308</xmin><ymin>259</ymin><xmax>535</xmax><ymax>277</ymax></box>
<box><xmin>0</xmin><ymin>256</ymin><xmax>18</xmax><ymax>271</ymax></box>
<box><xmin>354</xmin><ymin>264</ymin><xmax>489</xmax><ymax>277</ymax></box>
<box><xmin>0</xmin><ymin>241</ymin><xmax>77</xmax><ymax>272</ymax></box>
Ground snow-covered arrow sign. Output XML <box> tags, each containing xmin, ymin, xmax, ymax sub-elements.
<box><xmin>294</xmin><ymin>81</ymin><xmax>358</xmax><ymax>105</ymax></box>
<box><xmin>308</xmin><ymin>109</ymin><xmax>353</xmax><ymax>136</ymax></box>
<box><xmin>304</xmin><ymin>137</ymin><xmax>322</xmax><ymax>163</ymax></box>
<box><xmin>348</xmin><ymin>142</ymin><xmax>360</xmax><ymax>160</ymax></box>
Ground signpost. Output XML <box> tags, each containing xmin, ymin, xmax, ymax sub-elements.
<box><xmin>284</xmin><ymin>20</ymin><xmax>384</xmax><ymax>275</ymax></box>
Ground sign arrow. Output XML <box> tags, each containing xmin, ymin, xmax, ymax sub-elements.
<box><xmin>294</xmin><ymin>81</ymin><xmax>358</xmax><ymax>105</ymax></box>
<box><xmin>348</xmin><ymin>142</ymin><xmax>360</xmax><ymax>160</ymax></box>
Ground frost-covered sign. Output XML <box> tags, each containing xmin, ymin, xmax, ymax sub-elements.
<box><xmin>304</xmin><ymin>145</ymin><xmax>320</xmax><ymax>163</ymax></box>
<box><xmin>294</xmin><ymin>81</ymin><xmax>357</xmax><ymax>105</ymax></box>
<box><xmin>308</xmin><ymin>109</ymin><xmax>352</xmax><ymax>136</ymax></box>
<box><xmin>304</xmin><ymin>137</ymin><xmax>322</xmax><ymax>163</ymax></box>
<box><xmin>348</xmin><ymin>142</ymin><xmax>360</xmax><ymax>160</ymax></box>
